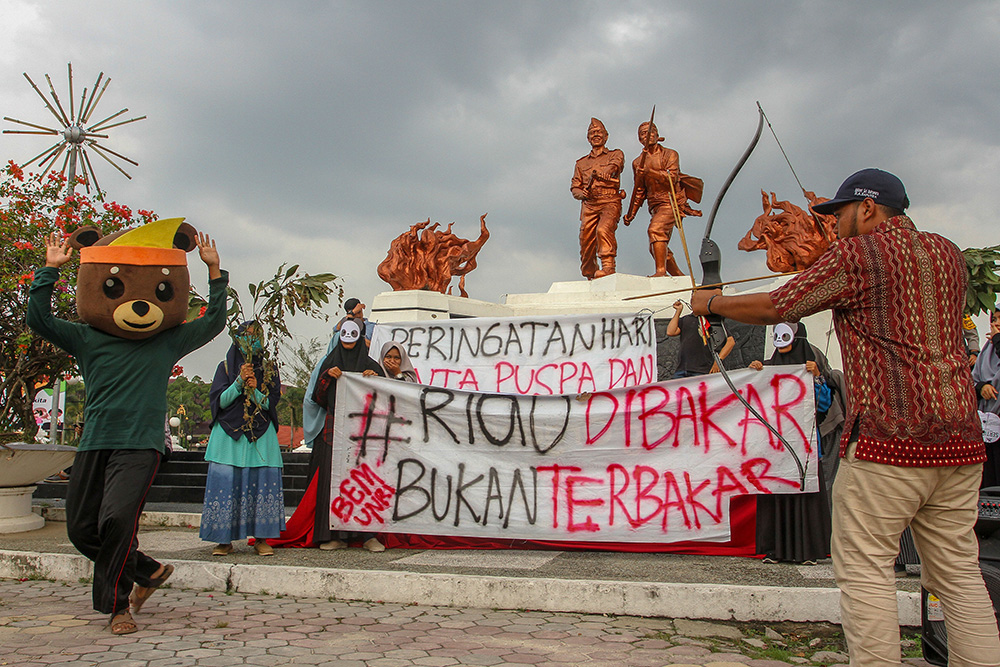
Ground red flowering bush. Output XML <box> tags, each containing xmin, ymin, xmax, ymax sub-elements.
<box><xmin>0</xmin><ymin>161</ymin><xmax>157</xmax><ymax>439</ymax></box>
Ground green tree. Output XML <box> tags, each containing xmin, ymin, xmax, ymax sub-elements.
<box><xmin>964</xmin><ymin>245</ymin><xmax>1000</xmax><ymax>315</ymax></box>
<box><xmin>0</xmin><ymin>162</ymin><xmax>155</xmax><ymax>440</ymax></box>
<box><xmin>166</xmin><ymin>374</ymin><xmax>212</xmax><ymax>442</ymax></box>
<box><xmin>282</xmin><ymin>337</ymin><xmax>327</xmax><ymax>387</ymax></box>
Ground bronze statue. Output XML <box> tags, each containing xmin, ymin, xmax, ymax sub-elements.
<box><xmin>624</xmin><ymin>120</ymin><xmax>704</xmax><ymax>277</ymax></box>
<box><xmin>377</xmin><ymin>215</ymin><xmax>490</xmax><ymax>298</ymax></box>
<box><xmin>570</xmin><ymin>118</ymin><xmax>625</xmax><ymax>279</ymax></box>
<box><xmin>738</xmin><ymin>190</ymin><xmax>836</xmax><ymax>272</ymax></box>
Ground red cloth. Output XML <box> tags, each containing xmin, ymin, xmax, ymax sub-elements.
<box><xmin>266</xmin><ymin>473</ymin><xmax>319</xmax><ymax>548</ymax></box>
<box><xmin>771</xmin><ymin>215</ymin><xmax>984</xmax><ymax>467</ymax></box>
<box><xmin>268</xmin><ymin>475</ymin><xmax>756</xmax><ymax>556</ymax></box>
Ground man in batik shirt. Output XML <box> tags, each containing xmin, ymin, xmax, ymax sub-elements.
<box><xmin>691</xmin><ymin>168</ymin><xmax>1000</xmax><ymax>666</ymax></box>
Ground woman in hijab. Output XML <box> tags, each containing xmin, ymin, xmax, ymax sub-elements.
<box><xmin>200</xmin><ymin>322</ymin><xmax>285</xmax><ymax>556</ymax></box>
<box><xmin>973</xmin><ymin>309</ymin><xmax>1000</xmax><ymax>486</ymax></box>
<box><xmin>379</xmin><ymin>341</ymin><xmax>417</xmax><ymax>383</ymax></box>
<box><xmin>750</xmin><ymin>322</ymin><xmax>833</xmax><ymax>565</ymax></box>
<box><xmin>312</xmin><ymin>320</ymin><xmax>385</xmax><ymax>550</ymax></box>
<box><xmin>270</xmin><ymin>319</ymin><xmax>385</xmax><ymax>550</ymax></box>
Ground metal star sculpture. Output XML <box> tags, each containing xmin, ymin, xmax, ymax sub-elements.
<box><xmin>3</xmin><ymin>63</ymin><xmax>145</xmax><ymax>197</ymax></box>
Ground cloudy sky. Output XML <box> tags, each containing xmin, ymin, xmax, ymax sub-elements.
<box><xmin>3</xmin><ymin>1</ymin><xmax>998</xmax><ymax>378</ymax></box>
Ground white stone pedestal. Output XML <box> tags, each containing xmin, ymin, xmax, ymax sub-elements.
<box><xmin>502</xmin><ymin>273</ymin><xmax>695</xmax><ymax>317</ymax></box>
<box><xmin>0</xmin><ymin>486</ymin><xmax>44</xmax><ymax>534</ymax></box>
<box><xmin>370</xmin><ymin>289</ymin><xmax>512</xmax><ymax>323</ymax></box>
<box><xmin>370</xmin><ymin>274</ymin><xmax>697</xmax><ymax>323</ymax></box>
<box><xmin>369</xmin><ymin>273</ymin><xmax>841</xmax><ymax>369</ymax></box>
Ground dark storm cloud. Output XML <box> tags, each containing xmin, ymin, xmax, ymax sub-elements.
<box><xmin>3</xmin><ymin>0</ymin><xmax>998</xmax><ymax>375</ymax></box>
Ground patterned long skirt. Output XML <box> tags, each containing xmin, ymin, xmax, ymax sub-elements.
<box><xmin>200</xmin><ymin>463</ymin><xmax>286</xmax><ymax>543</ymax></box>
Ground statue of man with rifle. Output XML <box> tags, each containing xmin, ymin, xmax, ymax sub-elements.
<box><xmin>624</xmin><ymin>111</ymin><xmax>704</xmax><ymax>277</ymax></box>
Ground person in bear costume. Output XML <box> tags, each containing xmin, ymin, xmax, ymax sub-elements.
<box><xmin>27</xmin><ymin>218</ymin><xmax>228</xmax><ymax>635</ymax></box>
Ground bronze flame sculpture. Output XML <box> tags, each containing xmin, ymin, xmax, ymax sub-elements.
<box><xmin>377</xmin><ymin>214</ymin><xmax>490</xmax><ymax>297</ymax></box>
<box><xmin>738</xmin><ymin>190</ymin><xmax>836</xmax><ymax>272</ymax></box>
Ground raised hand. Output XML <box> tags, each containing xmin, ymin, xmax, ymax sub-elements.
<box><xmin>44</xmin><ymin>232</ymin><xmax>74</xmax><ymax>268</ymax></box>
<box><xmin>196</xmin><ymin>231</ymin><xmax>221</xmax><ymax>279</ymax></box>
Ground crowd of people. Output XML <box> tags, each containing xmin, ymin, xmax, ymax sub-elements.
<box><xmin>200</xmin><ymin>288</ymin><xmax>1000</xmax><ymax>577</ymax></box>
<box><xmin>27</xmin><ymin>168</ymin><xmax>1000</xmax><ymax>661</ymax></box>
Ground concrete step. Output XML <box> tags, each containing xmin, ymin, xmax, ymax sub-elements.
<box><xmin>32</xmin><ymin>449</ymin><xmax>314</xmax><ymax>506</ymax></box>
<box><xmin>2</xmin><ymin>510</ymin><xmax>924</xmax><ymax>625</ymax></box>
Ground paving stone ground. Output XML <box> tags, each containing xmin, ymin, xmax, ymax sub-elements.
<box><xmin>0</xmin><ymin>578</ymin><xmax>932</xmax><ymax>667</ymax></box>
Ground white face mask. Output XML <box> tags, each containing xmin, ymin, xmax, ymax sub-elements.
<box><xmin>772</xmin><ymin>323</ymin><xmax>795</xmax><ymax>349</ymax></box>
<box><xmin>340</xmin><ymin>321</ymin><xmax>362</xmax><ymax>343</ymax></box>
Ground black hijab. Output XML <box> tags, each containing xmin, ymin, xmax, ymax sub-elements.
<box><xmin>765</xmin><ymin>322</ymin><xmax>816</xmax><ymax>367</ymax></box>
<box><xmin>210</xmin><ymin>321</ymin><xmax>281</xmax><ymax>441</ymax></box>
<box><xmin>313</xmin><ymin>336</ymin><xmax>384</xmax><ymax>411</ymax></box>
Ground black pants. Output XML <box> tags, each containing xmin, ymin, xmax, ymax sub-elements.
<box><xmin>65</xmin><ymin>449</ymin><xmax>163</xmax><ymax>614</ymax></box>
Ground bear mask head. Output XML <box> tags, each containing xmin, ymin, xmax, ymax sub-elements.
<box><xmin>69</xmin><ymin>218</ymin><xmax>198</xmax><ymax>340</ymax></box>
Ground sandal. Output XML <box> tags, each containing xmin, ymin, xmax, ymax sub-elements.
<box><xmin>129</xmin><ymin>563</ymin><xmax>174</xmax><ymax>613</ymax></box>
<box><xmin>110</xmin><ymin>610</ymin><xmax>138</xmax><ymax>635</ymax></box>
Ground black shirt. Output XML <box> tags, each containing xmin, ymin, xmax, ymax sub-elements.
<box><xmin>676</xmin><ymin>314</ymin><xmax>713</xmax><ymax>376</ymax></box>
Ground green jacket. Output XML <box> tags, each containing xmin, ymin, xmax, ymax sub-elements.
<box><xmin>27</xmin><ymin>266</ymin><xmax>229</xmax><ymax>453</ymax></box>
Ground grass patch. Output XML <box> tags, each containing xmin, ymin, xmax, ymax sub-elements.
<box><xmin>901</xmin><ymin>628</ymin><xmax>923</xmax><ymax>659</ymax></box>
<box><xmin>644</xmin><ymin>620</ymin><xmax>851</xmax><ymax>664</ymax></box>
<box><xmin>78</xmin><ymin>577</ymin><xmax>92</xmax><ymax>584</ymax></box>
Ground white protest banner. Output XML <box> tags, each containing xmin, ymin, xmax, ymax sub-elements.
<box><xmin>329</xmin><ymin>368</ymin><xmax>819</xmax><ymax>543</ymax></box>
<box><xmin>369</xmin><ymin>312</ymin><xmax>656</xmax><ymax>395</ymax></box>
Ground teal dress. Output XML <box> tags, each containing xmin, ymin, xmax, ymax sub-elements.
<box><xmin>199</xmin><ymin>378</ymin><xmax>285</xmax><ymax>542</ymax></box>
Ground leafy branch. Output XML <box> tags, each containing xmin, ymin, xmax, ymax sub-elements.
<box><xmin>188</xmin><ymin>264</ymin><xmax>342</xmax><ymax>436</ymax></box>
<box><xmin>963</xmin><ymin>245</ymin><xmax>1000</xmax><ymax>315</ymax></box>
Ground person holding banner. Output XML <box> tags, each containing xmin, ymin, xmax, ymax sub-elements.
<box><xmin>314</xmin><ymin>319</ymin><xmax>386</xmax><ymax>551</ymax></box>
<box><xmin>751</xmin><ymin>323</ymin><xmax>832</xmax><ymax>565</ymax></box>
<box><xmin>691</xmin><ymin>168</ymin><xmax>1000</xmax><ymax>666</ymax></box>
<box><xmin>271</xmin><ymin>320</ymin><xmax>387</xmax><ymax>551</ymax></box>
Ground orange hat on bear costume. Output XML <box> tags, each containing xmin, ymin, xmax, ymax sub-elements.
<box><xmin>78</xmin><ymin>217</ymin><xmax>194</xmax><ymax>266</ymax></box>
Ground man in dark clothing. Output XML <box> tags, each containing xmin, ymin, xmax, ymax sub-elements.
<box><xmin>666</xmin><ymin>299</ymin><xmax>734</xmax><ymax>377</ymax></box>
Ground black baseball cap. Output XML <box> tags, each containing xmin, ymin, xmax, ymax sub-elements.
<box><xmin>344</xmin><ymin>297</ymin><xmax>361</xmax><ymax>313</ymax></box>
<box><xmin>812</xmin><ymin>168</ymin><xmax>909</xmax><ymax>215</ymax></box>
